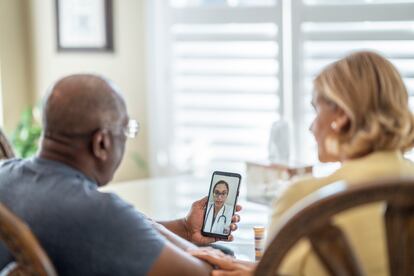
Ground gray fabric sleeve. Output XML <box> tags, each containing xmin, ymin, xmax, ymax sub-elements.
<box><xmin>84</xmin><ymin>192</ymin><xmax>166</xmax><ymax>275</ymax></box>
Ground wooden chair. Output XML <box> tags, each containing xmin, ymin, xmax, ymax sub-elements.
<box><xmin>0</xmin><ymin>129</ymin><xmax>14</xmax><ymax>160</ymax></box>
<box><xmin>0</xmin><ymin>203</ymin><xmax>56</xmax><ymax>276</ymax></box>
<box><xmin>255</xmin><ymin>176</ymin><xmax>414</xmax><ymax>276</ymax></box>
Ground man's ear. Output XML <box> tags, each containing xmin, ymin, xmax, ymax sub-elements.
<box><xmin>91</xmin><ymin>130</ymin><xmax>111</xmax><ymax>161</ymax></box>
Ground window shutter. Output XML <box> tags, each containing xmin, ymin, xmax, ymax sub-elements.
<box><xmin>294</xmin><ymin>0</ymin><xmax>414</xmax><ymax>163</ymax></box>
<box><xmin>166</xmin><ymin>0</ymin><xmax>281</xmax><ymax>173</ymax></box>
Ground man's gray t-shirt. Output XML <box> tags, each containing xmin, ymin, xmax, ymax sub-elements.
<box><xmin>0</xmin><ymin>157</ymin><xmax>165</xmax><ymax>275</ymax></box>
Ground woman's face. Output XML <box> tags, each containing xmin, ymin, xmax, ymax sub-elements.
<box><xmin>213</xmin><ymin>183</ymin><xmax>228</xmax><ymax>205</ymax></box>
<box><xmin>310</xmin><ymin>93</ymin><xmax>341</xmax><ymax>163</ymax></box>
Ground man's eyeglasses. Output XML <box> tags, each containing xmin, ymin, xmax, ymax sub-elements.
<box><xmin>123</xmin><ymin>119</ymin><xmax>140</xmax><ymax>138</ymax></box>
<box><xmin>214</xmin><ymin>191</ymin><xmax>228</xmax><ymax>197</ymax></box>
<box><xmin>44</xmin><ymin>119</ymin><xmax>140</xmax><ymax>140</ymax></box>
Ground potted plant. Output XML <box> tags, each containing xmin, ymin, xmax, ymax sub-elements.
<box><xmin>11</xmin><ymin>106</ymin><xmax>42</xmax><ymax>158</ymax></box>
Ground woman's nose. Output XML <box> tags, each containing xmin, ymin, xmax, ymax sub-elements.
<box><xmin>309</xmin><ymin>120</ymin><xmax>315</xmax><ymax>133</ymax></box>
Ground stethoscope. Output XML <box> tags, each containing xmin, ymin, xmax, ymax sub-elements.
<box><xmin>206</xmin><ymin>203</ymin><xmax>227</xmax><ymax>231</ymax></box>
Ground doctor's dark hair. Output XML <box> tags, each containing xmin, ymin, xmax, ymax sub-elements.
<box><xmin>213</xmin><ymin>180</ymin><xmax>229</xmax><ymax>193</ymax></box>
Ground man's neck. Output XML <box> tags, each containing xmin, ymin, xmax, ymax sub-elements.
<box><xmin>38</xmin><ymin>137</ymin><xmax>100</xmax><ymax>185</ymax></box>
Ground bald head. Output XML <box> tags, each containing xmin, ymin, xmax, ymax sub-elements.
<box><xmin>43</xmin><ymin>74</ymin><xmax>126</xmax><ymax>135</ymax></box>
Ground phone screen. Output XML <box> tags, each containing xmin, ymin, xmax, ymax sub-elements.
<box><xmin>202</xmin><ymin>171</ymin><xmax>241</xmax><ymax>238</ymax></box>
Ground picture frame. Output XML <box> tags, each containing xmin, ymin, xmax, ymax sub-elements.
<box><xmin>55</xmin><ymin>0</ymin><xmax>114</xmax><ymax>52</ymax></box>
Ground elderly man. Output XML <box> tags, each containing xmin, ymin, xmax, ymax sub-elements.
<box><xmin>0</xmin><ymin>74</ymin><xmax>240</xmax><ymax>275</ymax></box>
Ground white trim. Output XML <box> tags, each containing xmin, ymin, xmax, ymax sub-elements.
<box><xmin>0</xmin><ymin>62</ymin><xmax>4</xmax><ymax>128</ymax></box>
<box><xmin>290</xmin><ymin>0</ymin><xmax>306</xmax><ymax>162</ymax></box>
<box><xmin>280</xmin><ymin>0</ymin><xmax>294</xmax><ymax>160</ymax></box>
<box><xmin>145</xmin><ymin>0</ymin><xmax>173</xmax><ymax>176</ymax></box>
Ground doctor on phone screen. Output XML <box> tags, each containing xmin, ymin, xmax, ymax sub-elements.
<box><xmin>204</xmin><ymin>180</ymin><xmax>233</xmax><ymax>235</ymax></box>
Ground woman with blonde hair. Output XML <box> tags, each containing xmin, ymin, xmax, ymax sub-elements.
<box><xmin>191</xmin><ymin>51</ymin><xmax>414</xmax><ymax>275</ymax></box>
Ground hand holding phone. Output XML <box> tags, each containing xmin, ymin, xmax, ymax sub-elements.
<box><xmin>202</xmin><ymin>171</ymin><xmax>241</xmax><ymax>239</ymax></box>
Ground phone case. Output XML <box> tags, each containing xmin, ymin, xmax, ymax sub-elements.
<box><xmin>201</xmin><ymin>171</ymin><xmax>241</xmax><ymax>239</ymax></box>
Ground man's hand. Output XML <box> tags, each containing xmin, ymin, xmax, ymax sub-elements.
<box><xmin>188</xmin><ymin>247</ymin><xmax>255</xmax><ymax>276</ymax></box>
<box><xmin>184</xmin><ymin>197</ymin><xmax>242</xmax><ymax>245</ymax></box>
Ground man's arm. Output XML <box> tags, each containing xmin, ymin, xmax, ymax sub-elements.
<box><xmin>144</xmin><ymin>197</ymin><xmax>243</xmax><ymax>275</ymax></box>
<box><xmin>189</xmin><ymin>247</ymin><xmax>255</xmax><ymax>276</ymax></box>
<box><xmin>147</xmin><ymin>218</ymin><xmax>214</xmax><ymax>275</ymax></box>
<box><xmin>152</xmin><ymin>220</ymin><xmax>196</xmax><ymax>251</ymax></box>
<box><xmin>148</xmin><ymin>241</ymin><xmax>213</xmax><ymax>276</ymax></box>
<box><xmin>158</xmin><ymin>218</ymin><xmax>190</xmax><ymax>241</ymax></box>
<box><xmin>101</xmin><ymin>193</ymin><xmax>213</xmax><ymax>275</ymax></box>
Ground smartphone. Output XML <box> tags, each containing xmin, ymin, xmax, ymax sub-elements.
<box><xmin>202</xmin><ymin>171</ymin><xmax>242</xmax><ymax>239</ymax></box>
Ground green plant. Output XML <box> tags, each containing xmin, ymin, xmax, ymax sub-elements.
<box><xmin>131</xmin><ymin>151</ymin><xmax>147</xmax><ymax>171</ymax></box>
<box><xmin>11</xmin><ymin>107</ymin><xmax>42</xmax><ymax>158</ymax></box>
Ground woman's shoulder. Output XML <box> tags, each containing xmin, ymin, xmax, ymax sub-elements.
<box><xmin>267</xmin><ymin>174</ymin><xmax>341</xmax><ymax>239</ymax></box>
<box><xmin>284</xmin><ymin>174</ymin><xmax>340</xmax><ymax>199</ymax></box>
<box><xmin>270</xmin><ymin>175</ymin><xmax>340</xmax><ymax>216</ymax></box>
<box><xmin>270</xmin><ymin>150</ymin><xmax>414</xmax><ymax>220</ymax></box>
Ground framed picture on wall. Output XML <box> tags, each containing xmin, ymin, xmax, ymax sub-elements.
<box><xmin>55</xmin><ymin>0</ymin><xmax>113</xmax><ymax>52</ymax></box>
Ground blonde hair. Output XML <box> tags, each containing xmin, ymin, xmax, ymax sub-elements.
<box><xmin>314</xmin><ymin>51</ymin><xmax>414</xmax><ymax>158</ymax></box>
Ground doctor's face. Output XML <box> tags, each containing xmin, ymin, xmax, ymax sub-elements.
<box><xmin>213</xmin><ymin>183</ymin><xmax>228</xmax><ymax>205</ymax></box>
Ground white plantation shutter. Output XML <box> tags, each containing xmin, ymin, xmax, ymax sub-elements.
<box><xmin>148</xmin><ymin>0</ymin><xmax>414</xmax><ymax>176</ymax></box>
<box><xmin>293</xmin><ymin>0</ymin><xmax>414</xmax><ymax>163</ymax></box>
<box><xmin>158</xmin><ymin>0</ymin><xmax>281</xmax><ymax>174</ymax></box>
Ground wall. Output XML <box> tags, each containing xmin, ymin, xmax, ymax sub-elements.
<box><xmin>0</xmin><ymin>0</ymin><xmax>33</xmax><ymax>134</ymax></box>
<box><xmin>28</xmin><ymin>0</ymin><xmax>149</xmax><ymax>181</ymax></box>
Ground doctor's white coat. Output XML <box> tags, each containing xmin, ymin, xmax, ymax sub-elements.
<box><xmin>204</xmin><ymin>203</ymin><xmax>233</xmax><ymax>235</ymax></box>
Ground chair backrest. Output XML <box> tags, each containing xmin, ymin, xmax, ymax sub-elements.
<box><xmin>255</xmin><ymin>176</ymin><xmax>414</xmax><ymax>276</ymax></box>
<box><xmin>0</xmin><ymin>130</ymin><xmax>14</xmax><ymax>160</ymax></box>
<box><xmin>0</xmin><ymin>203</ymin><xmax>56</xmax><ymax>276</ymax></box>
